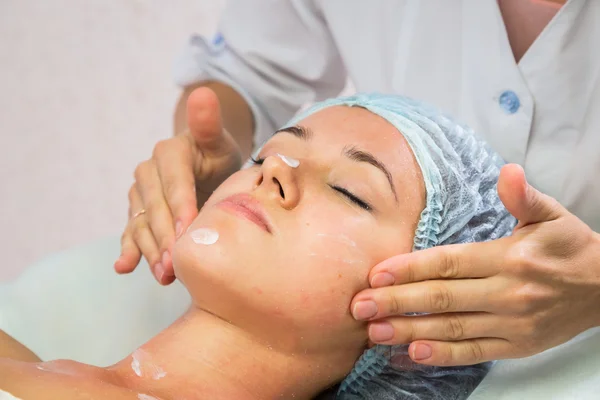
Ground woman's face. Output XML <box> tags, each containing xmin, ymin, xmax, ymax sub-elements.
<box><xmin>174</xmin><ymin>106</ymin><xmax>425</xmax><ymax>363</ymax></box>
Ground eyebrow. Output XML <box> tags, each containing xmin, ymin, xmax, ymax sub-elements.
<box><xmin>343</xmin><ymin>145</ymin><xmax>398</xmax><ymax>202</ymax></box>
<box><xmin>274</xmin><ymin>125</ymin><xmax>312</xmax><ymax>141</ymax></box>
<box><xmin>274</xmin><ymin>125</ymin><xmax>399</xmax><ymax>202</ymax></box>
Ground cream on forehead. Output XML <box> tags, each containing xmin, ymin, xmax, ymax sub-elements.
<box><xmin>190</xmin><ymin>228</ymin><xmax>219</xmax><ymax>245</ymax></box>
<box><xmin>277</xmin><ymin>153</ymin><xmax>300</xmax><ymax>168</ymax></box>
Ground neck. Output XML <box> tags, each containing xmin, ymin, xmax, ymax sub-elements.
<box><xmin>108</xmin><ymin>307</ymin><xmax>336</xmax><ymax>400</ymax></box>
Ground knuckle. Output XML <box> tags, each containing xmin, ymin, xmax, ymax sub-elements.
<box><xmin>439</xmin><ymin>344</ymin><xmax>455</xmax><ymax>366</ymax></box>
<box><xmin>512</xmin><ymin>283</ymin><xmax>551</xmax><ymax>315</ymax></box>
<box><xmin>505</xmin><ymin>242</ymin><xmax>539</xmax><ymax>276</ymax></box>
<box><xmin>429</xmin><ymin>285</ymin><xmax>454</xmax><ymax>312</ymax></box>
<box><xmin>407</xmin><ymin>322</ymin><xmax>418</xmax><ymax>343</ymax></box>
<box><xmin>444</xmin><ymin>316</ymin><xmax>465</xmax><ymax>340</ymax></box>
<box><xmin>133</xmin><ymin>162</ymin><xmax>147</xmax><ymax>181</ymax></box>
<box><xmin>152</xmin><ymin>139</ymin><xmax>171</xmax><ymax>159</ymax></box>
<box><xmin>387</xmin><ymin>293</ymin><xmax>403</xmax><ymax>315</ymax></box>
<box><xmin>403</xmin><ymin>257</ymin><xmax>416</xmax><ymax>283</ymax></box>
<box><xmin>466</xmin><ymin>341</ymin><xmax>485</xmax><ymax>363</ymax></box>
<box><xmin>128</xmin><ymin>185</ymin><xmax>137</xmax><ymax>202</ymax></box>
<box><xmin>436</xmin><ymin>250</ymin><xmax>460</xmax><ymax>279</ymax></box>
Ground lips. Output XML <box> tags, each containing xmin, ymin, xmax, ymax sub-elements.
<box><xmin>216</xmin><ymin>193</ymin><xmax>272</xmax><ymax>233</ymax></box>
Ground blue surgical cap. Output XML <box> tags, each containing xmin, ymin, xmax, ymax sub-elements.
<box><xmin>282</xmin><ymin>93</ymin><xmax>517</xmax><ymax>399</ymax></box>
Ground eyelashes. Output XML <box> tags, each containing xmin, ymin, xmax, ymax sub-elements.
<box><xmin>249</xmin><ymin>156</ymin><xmax>373</xmax><ymax>212</ymax></box>
<box><xmin>330</xmin><ymin>185</ymin><xmax>372</xmax><ymax>211</ymax></box>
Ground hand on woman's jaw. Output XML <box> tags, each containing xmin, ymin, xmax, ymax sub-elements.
<box><xmin>110</xmin><ymin>105</ymin><xmax>425</xmax><ymax>399</ymax></box>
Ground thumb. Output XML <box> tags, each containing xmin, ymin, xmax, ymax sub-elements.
<box><xmin>497</xmin><ymin>164</ymin><xmax>564</xmax><ymax>226</ymax></box>
<box><xmin>186</xmin><ymin>87</ymin><xmax>235</xmax><ymax>158</ymax></box>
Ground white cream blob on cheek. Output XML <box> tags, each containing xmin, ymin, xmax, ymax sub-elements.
<box><xmin>190</xmin><ymin>228</ymin><xmax>219</xmax><ymax>245</ymax></box>
<box><xmin>277</xmin><ymin>153</ymin><xmax>300</xmax><ymax>168</ymax></box>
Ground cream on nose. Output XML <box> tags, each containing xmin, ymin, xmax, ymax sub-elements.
<box><xmin>276</xmin><ymin>153</ymin><xmax>300</xmax><ymax>168</ymax></box>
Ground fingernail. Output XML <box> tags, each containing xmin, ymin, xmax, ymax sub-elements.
<box><xmin>155</xmin><ymin>263</ymin><xmax>165</xmax><ymax>282</ymax></box>
<box><xmin>352</xmin><ymin>300</ymin><xmax>378</xmax><ymax>320</ymax></box>
<box><xmin>371</xmin><ymin>272</ymin><xmax>395</xmax><ymax>288</ymax></box>
<box><xmin>412</xmin><ymin>344</ymin><xmax>432</xmax><ymax>361</ymax></box>
<box><xmin>369</xmin><ymin>322</ymin><xmax>394</xmax><ymax>342</ymax></box>
<box><xmin>175</xmin><ymin>220</ymin><xmax>183</xmax><ymax>238</ymax></box>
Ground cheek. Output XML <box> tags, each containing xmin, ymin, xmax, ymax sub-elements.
<box><xmin>275</xmin><ymin>206</ymin><xmax>375</xmax><ymax>326</ymax></box>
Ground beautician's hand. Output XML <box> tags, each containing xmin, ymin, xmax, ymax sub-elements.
<box><xmin>114</xmin><ymin>88</ymin><xmax>242</xmax><ymax>284</ymax></box>
<box><xmin>352</xmin><ymin>164</ymin><xmax>600</xmax><ymax>366</ymax></box>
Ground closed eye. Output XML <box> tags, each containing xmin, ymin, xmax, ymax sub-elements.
<box><xmin>252</xmin><ymin>156</ymin><xmax>372</xmax><ymax>211</ymax></box>
<box><xmin>331</xmin><ymin>185</ymin><xmax>373</xmax><ymax>212</ymax></box>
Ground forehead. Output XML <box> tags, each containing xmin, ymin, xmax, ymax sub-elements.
<box><xmin>292</xmin><ymin>106</ymin><xmax>421</xmax><ymax>181</ymax></box>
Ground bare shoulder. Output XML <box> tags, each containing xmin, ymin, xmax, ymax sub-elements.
<box><xmin>0</xmin><ymin>358</ymin><xmax>143</xmax><ymax>400</ymax></box>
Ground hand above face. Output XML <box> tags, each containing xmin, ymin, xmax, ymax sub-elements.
<box><xmin>114</xmin><ymin>88</ymin><xmax>243</xmax><ymax>284</ymax></box>
<box><xmin>352</xmin><ymin>164</ymin><xmax>600</xmax><ymax>366</ymax></box>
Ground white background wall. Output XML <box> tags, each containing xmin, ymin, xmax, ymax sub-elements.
<box><xmin>0</xmin><ymin>1</ymin><xmax>224</xmax><ymax>281</ymax></box>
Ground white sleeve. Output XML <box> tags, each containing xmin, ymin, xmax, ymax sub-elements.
<box><xmin>173</xmin><ymin>0</ymin><xmax>347</xmax><ymax>146</ymax></box>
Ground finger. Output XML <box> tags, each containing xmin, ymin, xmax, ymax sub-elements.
<box><xmin>498</xmin><ymin>164</ymin><xmax>565</xmax><ymax>226</ymax></box>
<box><xmin>114</xmin><ymin>226</ymin><xmax>141</xmax><ymax>274</ymax></box>
<box><xmin>407</xmin><ymin>338</ymin><xmax>514</xmax><ymax>366</ymax></box>
<box><xmin>132</xmin><ymin>218</ymin><xmax>167</xmax><ymax>284</ymax></box>
<box><xmin>369</xmin><ymin>241</ymin><xmax>504</xmax><ymax>288</ymax></box>
<box><xmin>187</xmin><ymin>87</ymin><xmax>231</xmax><ymax>158</ymax></box>
<box><xmin>352</xmin><ymin>278</ymin><xmax>505</xmax><ymax>320</ymax></box>
<box><xmin>127</xmin><ymin>184</ymin><xmax>166</xmax><ymax>284</ymax></box>
<box><xmin>153</xmin><ymin>136</ymin><xmax>198</xmax><ymax>238</ymax></box>
<box><xmin>367</xmin><ymin>312</ymin><xmax>507</xmax><ymax>345</ymax></box>
<box><xmin>115</xmin><ymin>185</ymin><xmax>144</xmax><ymax>274</ymax></box>
<box><xmin>135</xmin><ymin>159</ymin><xmax>177</xmax><ymax>277</ymax></box>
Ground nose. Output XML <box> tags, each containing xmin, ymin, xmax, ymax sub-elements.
<box><xmin>254</xmin><ymin>155</ymin><xmax>300</xmax><ymax>209</ymax></box>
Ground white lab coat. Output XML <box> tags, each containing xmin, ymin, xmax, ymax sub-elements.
<box><xmin>175</xmin><ymin>0</ymin><xmax>600</xmax><ymax>233</ymax></box>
